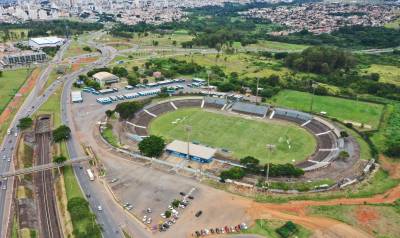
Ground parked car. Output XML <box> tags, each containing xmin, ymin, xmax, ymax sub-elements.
<box><xmin>195</xmin><ymin>210</ymin><xmax>202</xmax><ymax>217</ymax></box>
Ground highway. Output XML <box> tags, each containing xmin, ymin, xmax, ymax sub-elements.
<box><xmin>0</xmin><ymin>33</ymin><xmax>128</xmax><ymax>237</ymax></box>
<box><xmin>0</xmin><ymin>40</ymin><xmax>71</xmax><ymax>238</ymax></box>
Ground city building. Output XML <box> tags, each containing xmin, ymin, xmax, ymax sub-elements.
<box><xmin>28</xmin><ymin>36</ymin><xmax>65</xmax><ymax>49</ymax></box>
<box><xmin>92</xmin><ymin>72</ymin><xmax>119</xmax><ymax>86</ymax></box>
<box><xmin>166</xmin><ymin>140</ymin><xmax>216</xmax><ymax>163</ymax></box>
<box><xmin>0</xmin><ymin>50</ymin><xmax>47</xmax><ymax>68</ymax></box>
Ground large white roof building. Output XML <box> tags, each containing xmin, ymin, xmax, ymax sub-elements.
<box><xmin>28</xmin><ymin>36</ymin><xmax>65</xmax><ymax>49</ymax></box>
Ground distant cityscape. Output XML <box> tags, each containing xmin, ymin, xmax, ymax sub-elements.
<box><xmin>0</xmin><ymin>0</ymin><xmax>285</xmax><ymax>25</ymax></box>
<box><xmin>241</xmin><ymin>3</ymin><xmax>400</xmax><ymax>34</ymax></box>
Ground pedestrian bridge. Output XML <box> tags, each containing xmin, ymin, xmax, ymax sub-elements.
<box><xmin>1</xmin><ymin>157</ymin><xmax>90</xmax><ymax>178</ymax></box>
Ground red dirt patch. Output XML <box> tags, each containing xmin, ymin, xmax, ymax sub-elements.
<box><xmin>356</xmin><ymin>207</ymin><xmax>379</xmax><ymax>224</ymax></box>
<box><xmin>71</xmin><ymin>57</ymin><xmax>98</xmax><ymax>72</ymax></box>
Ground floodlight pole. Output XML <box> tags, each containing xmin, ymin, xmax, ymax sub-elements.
<box><xmin>310</xmin><ymin>81</ymin><xmax>318</xmax><ymax>113</ymax></box>
<box><xmin>207</xmin><ymin>70</ymin><xmax>211</xmax><ymax>96</ymax></box>
<box><xmin>185</xmin><ymin>125</ymin><xmax>192</xmax><ymax>161</ymax></box>
<box><xmin>266</xmin><ymin>144</ymin><xmax>276</xmax><ymax>187</ymax></box>
<box><xmin>256</xmin><ymin>77</ymin><xmax>260</xmax><ymax>104</ymax></box>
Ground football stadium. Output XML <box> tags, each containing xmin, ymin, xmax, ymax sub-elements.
<box><xmin>126</xmin><ymin>96</ymin><xmax>344</xmax><ymax>171</ymax></box>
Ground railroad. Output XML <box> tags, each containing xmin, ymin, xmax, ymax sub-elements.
<box><xmin>34</xmin><ymin>118</ymin><xmax>62</xmax><ymax>238</ymax></box>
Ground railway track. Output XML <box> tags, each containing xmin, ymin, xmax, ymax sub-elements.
<box><xmin>35</xmin><ymin>131</ymin><xmax>62</xmax><ymax>238</ymax></box>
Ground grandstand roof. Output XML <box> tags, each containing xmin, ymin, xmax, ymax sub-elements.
<box><xmin>93</xmin><ymin>72</ymin><xmax>119</xmax><ymax>81</ymax></box>
<box><xmin>232</xmin><ymin>102</ymin><xmax>269</xmax><ymax>116</ymax></box>
<box><xmin>29</xmin><ymin>36</ymin><xmax>64</xmax><ymax>45</ymax></box>
<box><xmin>166</xmin><ymin>140</ymin><xmax>217</xmax><ymax>160</ymax></box>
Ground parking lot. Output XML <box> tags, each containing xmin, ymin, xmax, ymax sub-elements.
<box><xmin>103</xmin><ymin>156</ymin><xmax>252</xmax><ymax>237</ymax></box>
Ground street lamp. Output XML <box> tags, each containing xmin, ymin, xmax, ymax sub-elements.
<box><xmin>266</xmin><ymin>144</ymin><xmax>276</xmax><ymax>187</ymax></box>
<box><xmin>207</xmin><ymin>70</ymin><xmax>211</xmax><ymax>96</ymax></box>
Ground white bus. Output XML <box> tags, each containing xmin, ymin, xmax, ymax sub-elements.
<box><xmin>87</xmin><ymin>169</ymin><xmax>95</xmax><ymax>181</ymax></box>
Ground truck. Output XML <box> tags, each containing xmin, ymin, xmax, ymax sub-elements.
<box><xmin>87</xmin><ymin>169</ymin><xmax>95</xmax><ymax>181</ymax></box>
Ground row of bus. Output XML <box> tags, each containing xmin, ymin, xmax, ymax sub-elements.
<box><xmin>96</xmin><ymin>89</ymin><xmax>161</xmax><ymax>104</ymax></box>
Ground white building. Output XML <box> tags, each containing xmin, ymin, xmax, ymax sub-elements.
<box><xmin>28</xmin><ymin>36</ymin><xmax>65</xmax><ymax>49</ymax></box>
<box><xmin>71</xmin><ymin>91</ymin><xmax>83</xmax><ymax>103</ymax></box>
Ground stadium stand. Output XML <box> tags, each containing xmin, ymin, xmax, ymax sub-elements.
<box><xmin>204</xmin><ymin>96</ymin><xmax>227</xmax><ymax>109</ymax></box>
<box><xmin>231</xmin><ymin>102</ymin><xmax>269</xmax><ymax>117</ymax></box>
<box><xmin>173</xmin><ymin>99</ymin><xmax>202</xmax><ymax>108</ymax></box>
<box><xmin>274</xmin><ymin>108</ymin><xmax>313</xmax><ymax>123</ymax></box>
<box><xmin>146</xmin><ymin>102</ymin><xmax>175</xmax><ymax>116</ymax></box>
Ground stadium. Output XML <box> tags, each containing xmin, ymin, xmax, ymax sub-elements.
<box><xmin>124</xmin><ymin>96</ymin><xmax>351</xmax><ymax>173</ymax></box>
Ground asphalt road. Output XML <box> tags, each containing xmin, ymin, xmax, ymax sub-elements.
<box><xmin>0</xmin><ymin>40</ymin><xmax>71</xmax><ymax>238</ymax></box>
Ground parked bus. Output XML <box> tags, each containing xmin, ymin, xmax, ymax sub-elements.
<box><xmin>87</xmin><ymin>169</ymin><xmax>95</xmax><ymax>181</ymax></box>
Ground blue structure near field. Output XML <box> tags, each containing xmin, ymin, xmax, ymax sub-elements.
<box><xmin>166</xmin><ymin>140</ymin><xmax>216</xmax><ymax>163</ymax></box>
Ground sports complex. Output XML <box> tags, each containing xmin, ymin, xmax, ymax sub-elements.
<box><xmin>124</xmin><ymin>96</ymin><xmax>362</xmax><ymax>176</ymax></box>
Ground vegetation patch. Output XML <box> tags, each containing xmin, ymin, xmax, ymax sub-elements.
<box><xmin>241</xmin><ymin>219</ymin><xmax>311</xmax><ymax>238</ymax></box>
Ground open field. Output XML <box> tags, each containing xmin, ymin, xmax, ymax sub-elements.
<box><xmin>241</xmin><ymin>219</ymin><xmax>312</xmax><ymax>238</ymax></box>
<box><xmin>149</xmin><ymin>108</ymin><xmax>316</xmax><ymax>164</ymax></box>
<box><xmin>100</xmin><ymin>33</ymin><xmax>193</xmax><ymax>48</ymax></box>
<box><xmin>175</xmin><ymin>53</ymin><xmax>290</xmax><ymax>78</ymax></box>
<box><xmin>0</xmin><ymin>28</ymin><xmax>28</xmax><ymax>41</ymax></box>
<box><xmin>246</xmin><ymin>40</ymin><xmax>309</xmax><ymax>52</ymax></box>
<box><xmin>385</xmin><ymin>18</ymin><xmax>400</xmax><ymax>29</ymax></box>
<box><xmin>364</xmin><ymin>64</ymin><xmax>400</xmax><ymax>86</ymax></box>
<box><xmin>0</xmin><ymin>69</ymin><xmax>31</xmax><ymax>113</ymax></box>
<box><xmin>270</xmin><ymin>90</ymin><xmax>384</xmax><ymax>129</ymax></box>
<box><xmin>308</xmin><ymin>204</ymin><xmax>400</xmax><ymax>238</ymax></box>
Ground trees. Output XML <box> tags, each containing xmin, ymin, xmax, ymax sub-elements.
<box><xmin>17</xmin><ymin>117</ymin><xmax>33</xmax><ymax>130</ymax></box>
<box><xmin>105</xmin><ymin>110</ymin><xmax>114</xmax><ymax>118</ymax></box>
<box><xmin>220</xmin><ymin>167</ymin><xmax>246</xmax><ymax>180</ymax></box>
<box><xmin>285</xmin><ymin>46</ymin><xmax>356</xmax><ymax>74</ymax></box>
<box><xmin>53</xmin><ymin>155</ymin><xmax>67</xmax><ymax>164</ymax></box>
<box><xmin>164</xmin><ymin>210</ymin><xmax>172</xmax><ymax>218</ymax></box>
<box><xmin>127</xmin><ymin>74</ymin><xmax>139</xmax><ymax>86</ymax></box>
<box><xmin>114</xmin><ymin>101</ymin><xmax>144</xmax><ymax>120</ymax></box>
<box><xmin>384</xmin><ymin>104</ymin><xmax>400</xmax><ymax>158</ymax></box>
<box><xmin>53</xmin><ymin>125</ymin><xmax>71</xmax><ymax>143</ymax></box>
<box><xmin>112</xmin><ymin>66</ymin><xmax>128</xmax><ymax>78</ymax></box>
<box><xmin>172</xmin><ymin>199</ymin><xmax>180</xmax><ymax>208</ymax></box>
<box><xmin>240</xmin><ymin>156</ymin><xmax>260</xmax><ymax>174</ymax></box>
<box><xmin>266</xmin><ymin>163</ymin><xmax>304</xmax><ymax>177</ymax></box>
<box><xmin>138</xmin><ymin>135</ymin><xmax>165</xmax><ymax>158</ymax></box>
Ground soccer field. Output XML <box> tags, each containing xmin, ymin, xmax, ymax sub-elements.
<box><xmin>0</xmin><ymin>69</ymin><xmax>31</xmax><ymax>113</ymax></box>
<box><xmin>270</xmin><ymin>90</ymin><xmax>384</xmax><ymax>129</ymax></box>
<box><xmin>149</xmin><ymin>108</ymin><xmax>317</xmax><ymax>164</ymax></box>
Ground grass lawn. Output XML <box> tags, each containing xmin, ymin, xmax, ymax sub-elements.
<box><xmin>364</xmin><ymin>64</ymin><xmax>400</xmax><ymax>85</ymax></box>
<box><xmin>0</xmin><ymin>69</ymin><xmax>32</xmax><ymax>112</ymax></box>
<box><xmin>35</xmin><ymin>85</ymin><xmax>62</xmax><ymax>126</ymax></box>
<box><xmin>385</xmin><ymin>18</ymin><xmax>400</xmax><ymax>29</ymax></box>
<box><xmin>242</xmin><ymin>219</ymin><xmax>312</xmax><ymax>238</ymax></box>
<box><xmin>63</xmin><ymin>39</ymin><xmax>90</xmax><ymax>59</ymax></box>
<box><xmin>149</xmin><ymin>108</ymin><xmax>316</xmax><ymax>164</ymax></box>
<box><xmin>308</xmin><ymin>204</ymin><xmax>400</xmax><ymax>238</ymax></box>
<box><xmin>270</xmin><ymin>90</ymin><xmax>384</xmax><ymax>129</ymax></box>
<box><xmin>101</xmin><ymin>124</ymin><xmax>120</xmax><ymax>147</ymax></box>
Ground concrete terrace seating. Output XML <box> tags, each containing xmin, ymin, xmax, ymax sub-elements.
<box><xmin>146</xmin><ymin>102</ymin><xmax>175</xmax><ymax>116</ymax></box>
<box><xmin>204</xmin><ymin>96</ymin><xmax>227</xmax><ymax>109</ymax></box>
<box><xmin>173</xmin><ymin>99</ymin><xmax>202</xmax><ymax>108</ymax></box>
<box><xmin>274</xmin><ymin>108</ymin><xmax>313</xmax><ymax>124</ymax></box>
<box><xmin>231</xmin><ymin>102</ymin><xmax>269</xmax><ymax>117</ymax></box>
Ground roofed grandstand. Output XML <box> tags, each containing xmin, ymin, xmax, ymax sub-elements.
<box><xmin>231</xmin><ymin>102</ymin><xmax>269</xmax><ymax>117</ymax></box>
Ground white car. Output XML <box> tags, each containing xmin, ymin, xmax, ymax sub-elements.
<box><xmin>97</xmin><ymin>206</ymin><xmax>103</xmax><ymax>211</ymax></box>
<box><xmin>14</xmin><ymin>132</ymin><xmax>17</xmax><ymax>137</ymax></box>
<box><xmin>142</xmin><ymin>216</ymin><xmax>147</xmax><ymax>222</ymax></box>
<box><xmin>146</xmin><ymin>218</ymin><xmax>152</xmax><ymax>224</ymax></box>
<box><xmin>6</xmin><ymin>129</ymin><xmax>11</xmax><ymax>135</ymax></box>
<box><xmin>7</xmin><ymin>157</ymin><xmax>10</xmax><ymax>162</ymax></box>
<box><xmin>160</xmin><ymin>213</ymin><xmax>166</xmax><ymax>218</ymax></box>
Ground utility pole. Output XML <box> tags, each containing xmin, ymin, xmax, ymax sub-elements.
<box><xmin>266</xmin><ymin>144</ymin><xmax>276</xmax><ymax>187</ymax></box>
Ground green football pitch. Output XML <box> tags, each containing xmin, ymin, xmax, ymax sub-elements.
<box><xmin>149</xmin><ymin>108</ymin><xmax>317</xmax><ymax>164</ymax></box>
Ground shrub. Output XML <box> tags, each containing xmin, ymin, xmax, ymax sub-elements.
<box><xmin>276</xmin><ymin>221</ymin><xmax>298</xmax><ymax>238</ymax></box>
<box><xmin>220</xmin><ymin>167</ymin><xmax>246</xmax><ymax>180</ymax></box>
<box><xmin>138</xmin><ymin>135</ymin><xmax>165</xmax><ymax>157</ymax></box>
